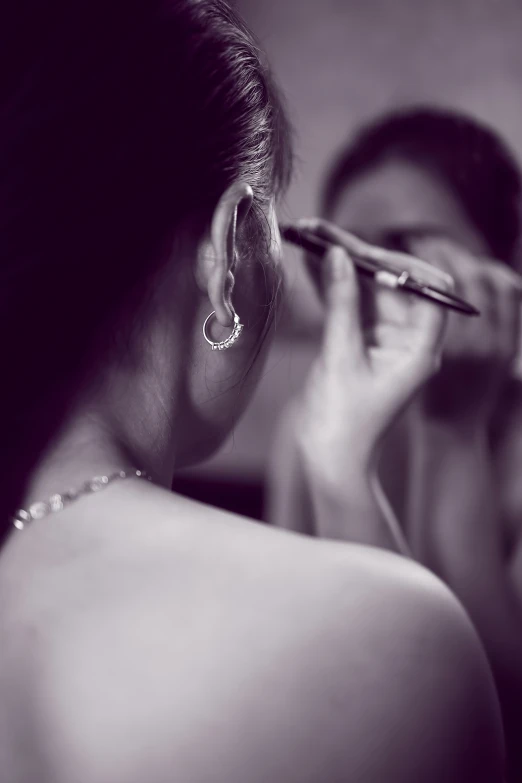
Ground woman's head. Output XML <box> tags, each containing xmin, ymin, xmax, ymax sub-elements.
<box><xmin>321</xmin><ymin>107</ymin><xmax>522</xmax><ymax>265</ymax></box>
<box><xmin>0</xmin><ymin>0</ymin><xmax>292</xmax><ymax>519</ymax></box>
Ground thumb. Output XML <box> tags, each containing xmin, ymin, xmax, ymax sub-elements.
<box><xmin>322</xmin><ymin>246</ymin><xmax>365</xmax><ymax>367</ymax></box>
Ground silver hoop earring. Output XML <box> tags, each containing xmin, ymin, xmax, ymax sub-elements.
<box><xmin>203</xmin><ymin>311</ymin><xmax>244</xmax><ymax>351</ymax></box>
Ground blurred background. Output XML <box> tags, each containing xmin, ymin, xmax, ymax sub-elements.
<box><xmin>173</xmin><ymin>0</ymin><xmax>522</xmax><ymax>517</ymax></box>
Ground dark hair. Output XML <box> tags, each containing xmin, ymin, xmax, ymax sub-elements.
<box><xmin>321</xmin><ymin>106</ymin><xmax>522</xmax><ymax>264</ymax></box>
<box><xmin>0</xmin><ymin>0</ymin><xmax>292</xmax><ymax>529</ymax></box>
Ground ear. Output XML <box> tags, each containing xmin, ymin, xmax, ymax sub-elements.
<box><xmin>197</xmin><ymin>181</ymin><xmax>254</xmax><ymax>327</ymax></box>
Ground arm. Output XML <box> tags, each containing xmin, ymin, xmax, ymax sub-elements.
<box><xmin>267</xmin><ymin>401</ymin><xmax>409</xmax><ymax>553</ymax></box>
<box><xmin>407</xmin><ymin>411</ymin><xmax>522</xmax><ymax>782</ymax></box>
<box><xmin>267</xmin><ymin>219</ymin><xmax>451</xmax><ymax>558</ymax></box>
<box><xmin>492</xmin><ymin>384</ymin><xmax>522</xmax><ymax>607</ymax></box>
<box><xmin>399</xmin><ymin>235</ymin><xmax>522</xmax><ymax>781</ymax></box>
<box><xmin>304</xmin><ymin>449</ymin><xmax>409</xmax><ymax>553</ymax></box>
<box><xmin>266</xmin><ymin>403</ymin><xmax>315</xmax><ymax>536</ymax></box>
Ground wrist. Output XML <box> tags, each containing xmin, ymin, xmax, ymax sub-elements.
<box><xmin>296</xmin><ymin>434</ymin><xmax>408</xmax><ymax>554</ymax></box>
<box><xmin>303</xmin><ymin>455</ymin><xmax>404</xmax><ymax>551</ymax></box>
<box><xmin>297</xmin><ymin>434</ymin><xmax>377</xmax><ymax>497</ymax></box>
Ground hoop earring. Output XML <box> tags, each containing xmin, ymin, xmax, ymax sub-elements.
<box><xmin>203</xmin><ymin>311</ymin><xmax>244</xmax><ymax>351</ymax></box>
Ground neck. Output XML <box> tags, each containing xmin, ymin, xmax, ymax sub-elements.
<box><xmin>17</xmin><ymin>280</ymin><xmax>206</xmax><ymax>511</ymax></box>
<box><xmin>23</xmin><ymin>408</ymin><xmax>174</xmax><ymax>508</ymax></box>
<box><xmin>23</xmin><ymin>323</ymin><xmax>188</xmax><ymax>505</ymax></box>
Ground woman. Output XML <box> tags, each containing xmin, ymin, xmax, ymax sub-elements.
<box><xmin>0</xmin><ymin>9</ymin><xmax>503</xmax><ymax>783</ymax></box>
<box><xmin>270</xmin><ymin>107</ymin><xmax>522</xmax><ymax>780</ymax></box>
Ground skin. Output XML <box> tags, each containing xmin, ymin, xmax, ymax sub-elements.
<box><xmin>0</xmin><ymin>181</ymin><xmax>504</xmax><ymax>782</ymax></box>
<box><xmin>269</xmin><ymin>157</ymin><xmax>522</xmax><ymax>779</ymax></box>
<box><xmin>328</xmin><ymin>158</ymin><xmax>488</xmax><ymax>254</ymax></box>
<box><xmin>326</xmin><ymin>157</ymin><xmax>522</xmax><ymax>521</ymax></box>
<box><xmin>328</xmin><ymin>159</ymin><xmax>522</xmax><ymax>575</ymax></box>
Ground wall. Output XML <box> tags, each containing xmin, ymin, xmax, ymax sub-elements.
<box><xmin>240</xmin><ymin>0</ymin><xmax>522</xmax><ymax>219</ymax></box>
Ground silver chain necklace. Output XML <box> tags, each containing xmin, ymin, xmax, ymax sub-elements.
<box><xmin>12</xmin><ymin>469</ymin><xmax>152</xmax><ymax>530</ymax></box>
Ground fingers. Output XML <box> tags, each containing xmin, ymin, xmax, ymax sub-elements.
<box><xmin>321</xmin><ymin>246</ymin><xmax>365</xmax><ymax>368</ymax></box>
<box><xmin>407</xmin><ymin>287</ymin><xmax>449</xmax><ymax>361</ymax></box>
<box><xmin>295</xmin><ymin>217</ymin><xmax>454</xmax><ymax>291</ymax></box>
<box><xmin>303</xmin><ymin>250</ymin><xmax>326</xmax><ymax>302</ymax></box>
<box><xmin>409</xmin><ymin>235</ymin><xmax>522</xmax><ymax>295</ymax></box>
<box><xmin>361</xmin><ymin>273</ymin><xmax>447</xmax><ymax>382</ymax></box>
<box><xmin>408</xmin><ymin>236</ymin><xmax>464</xmax><ymax>294</ymax></box>
<box><xmin>409</xmin><ymin>235</ymin><xmax>521</xmax><ymax>365</ymax></box>
<box><xmin>298</xmin><ymin>220</ymin><xmax>449</xmax><ymax>374</ymax></box>
<box><xmin>367</xmin><ymin>249</ymin><xmax>447</xmax><ymax>359</ymax></box>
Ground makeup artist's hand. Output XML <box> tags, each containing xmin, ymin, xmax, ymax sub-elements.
<box><xmin>293</xmin><ymin>219</ymin><xmax>453</xmax><ymax>488</ymax></box>
<box><xmin>407</xmin><ymin>236</ymin><xmax>522</xmax><ymax>426</ymax></box>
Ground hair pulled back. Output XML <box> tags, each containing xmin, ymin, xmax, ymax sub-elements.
<box><xmin>0</xmin><ymin>0</ymin><xmax>292</xmax><ymax>530</ymax></box>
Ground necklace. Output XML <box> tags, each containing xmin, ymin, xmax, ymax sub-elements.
<box><xmin>12</xmin><ymin>469</ymin><xmax>152</xmax><ymax>530</ymax></box>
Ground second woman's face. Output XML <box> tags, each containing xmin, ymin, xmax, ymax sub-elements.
<box><xmin>326</xmin><ymin>157</ymin><xmax>491</xmax><ymax>356</ymax></box>
<box><xmin>328</xmin><ymin>158</ymin><xmax>488</xmax><ymax>257</ymax></box>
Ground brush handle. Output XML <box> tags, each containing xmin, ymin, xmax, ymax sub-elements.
<box><xmin>280</xmin><ymin>224</ymin><xmax>480</xmax><ymax>317</ymax></box>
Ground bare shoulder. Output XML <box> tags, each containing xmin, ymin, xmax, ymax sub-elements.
<box><xmin>307</xmin><ymin>541</ymin><xmax>505</xmax><ymax>782</ymax></box>
<box><xmin>201</xmin><ymin>522</ymin><xmax>505</xmax><ymax>783</ymax></box>
<box><xmin>0</xmin><ymin>499</ymin><xmax>504</xmax><ymax>783</ymax></box>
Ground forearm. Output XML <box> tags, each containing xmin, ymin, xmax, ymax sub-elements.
<box><xmin>303</xmin><ymin>455</ymin><xmax>410</xmax><ymax>555</ymax></box>
<box><xmin>268</xmin><ymin>405</ymin><xmax>409</xmax><ymax>553</ymax></box>
<box><xmin>408</xmin><ymin>418</ymin><xmax>504</xmax><ymax>568</ymax></box>
<box><xmin>408</xmin><ymin>415</ymin><xmax>522</xmax><ymax>779</ymax></box>
<box><xmin>408</xmin><ymin>416</ymin><xmax>522</xmax><ymax>629</ymax></box>
<box><xmin>266</xmin><ymin>406</ymin><xmax>310</xmax><ymax>533</ymax></box>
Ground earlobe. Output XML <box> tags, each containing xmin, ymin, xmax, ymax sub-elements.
<box><xmin>202</xmin><ymin>310</ymin><xmax>244</xmax><ymax>351</ymax></box>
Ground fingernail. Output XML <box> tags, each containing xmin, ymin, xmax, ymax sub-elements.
<box><xmin>295</xmin><ymin>217</ymin><xmax>317</xmax><ymax>228</ymax></box>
